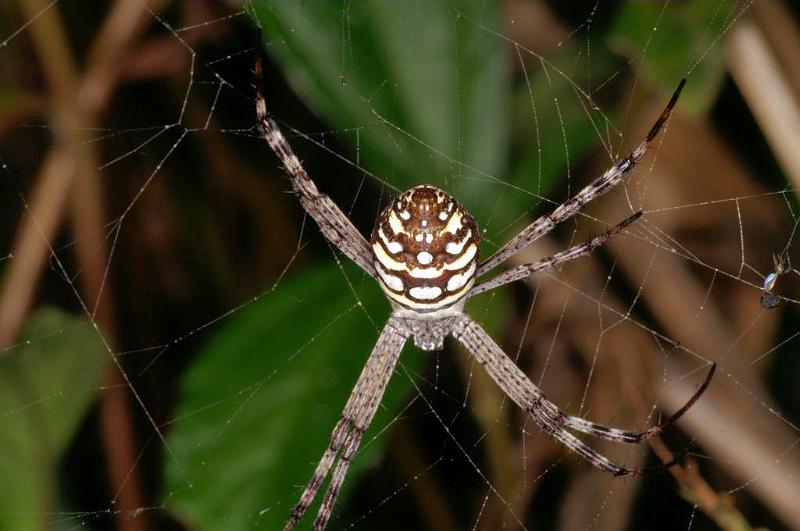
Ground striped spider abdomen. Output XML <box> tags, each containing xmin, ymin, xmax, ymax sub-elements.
<box><xmin>371</xmin><ymin>185</ymin><xmax>480</xmax><ymax>314</ymax></box>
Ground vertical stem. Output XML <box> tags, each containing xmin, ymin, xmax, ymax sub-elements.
<box><xmin>728</xmin><ymin>21</ymin><xmax>800</xmax><ymax>191</ymax></box>
<box><xmin>8</xmin><ymin>1</ymin><xmax>164</xmax><ymax>529</ymax></box>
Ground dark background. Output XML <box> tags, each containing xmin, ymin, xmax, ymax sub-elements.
<box><xmin>1</xmin><ymin>1</ymin><xmax>799</xmax><ymax>530</ymax></box>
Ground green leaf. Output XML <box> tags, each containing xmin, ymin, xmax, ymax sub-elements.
<box><xmin>478</xmin><ymin>41</ymin><xmax>621</xmax><ymax>253</ymax></box>
<box><xmin>609</xmin><ymin>2</ymin><xmax>728</xmax><ymax>113</ymax></box>
<box><xmin>0</xmin><ymin>307</ymin><xmax>108</xmax><ymax>531</ymax></box>
<box><xmin>255</xmin><ymin>0</ymin><xmax>509</xmax><ymax>199</ymax></box>
<box><xmin>164</xmin><ymin>263</ymin><xmax>422</xmax><ymax>530</ymax></box>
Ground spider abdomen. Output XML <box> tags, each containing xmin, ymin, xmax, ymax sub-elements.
<box><xmin>370</xmin><ymin>185</ymin><xmax>480</xmax><ymax>312</ymax></box>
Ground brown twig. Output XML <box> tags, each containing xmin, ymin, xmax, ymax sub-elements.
<box><xmin>650</xmin><ymin>437</ymin><xmax>761</xmax><ymax>531</ymax></box>
<box><xmin>751</xmin><ymin>0</ymin><xmax>800</xmax><ymax>114</ymax></box>
<box><xmin>0</xmin><ymin>146</ymin><xmax>75</xmax><ymax>347</ymax></box>
<box><xmin>7</xmin><ymin>1</ymin><xmax>166</xmax><ymax>529</ymax></box>
<box><xmin>727</xmin><ymin>20</ymin><xmax>800</xmax><ymax>192</ymax></box>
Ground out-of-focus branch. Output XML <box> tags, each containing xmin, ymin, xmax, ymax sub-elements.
<box><xmin>0</xmin><ymin>147</ymin><xmax>75</xmax><ymax>346</ymax></box>
<box><xmin>728</xmin><ymin>20</ymin><xmax>800</xmax><ymax>192</ymax></box>
<box><xmin>69</xmin><ymin>2</ymin><xmax>165</xmax><ymax>530</ymax></box>
<box><xmin>7</xmin><ymin>1</ymin><xmax>166</xmax><ymax>530</ymax></box>
<box><xmin>650</xmin><ymin>438</ymin><xmax>761</xmax><ymax>531</ymax></box>
<box><xmin>751</xmin><ymin>0</ymin><xmax>800</xmax><ymax>102</ymax></box>
<box><xmin>3</xmin><ymin>0</ymin><xmax>164</xmax><ymax>352</ymax></box>
<box><xmin>80</xmin><ymin>0</ymin><xmax>161</xmax><ymax>108</ymax></box>
<box><xmin>0</xmin><ymin>0</ymin><xmax>80</xmax><ymax>349</ymax></box>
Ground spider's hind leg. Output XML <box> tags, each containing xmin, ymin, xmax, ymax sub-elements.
<box><xmin>555</xmin><ymin>363</ymin><xmax>715</xmax><ymax>444</ymax></box>
<box><xmin>454</xmin><ymin>314</ymin><xmax>714</xmax><ymax>477</ymax></box>
<box><xmin>535</xmin><ymin>409</ymin><xmax>688</xmax><ymax>477</ymax></box>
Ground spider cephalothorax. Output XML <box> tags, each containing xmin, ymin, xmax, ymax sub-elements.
<box><xmin>371</xmin><ymin>185</ymin><xmax>479</xmax><ymax>315</ymax></box>
<box><xmin>256</xmin><ymin>58</ymin><xmax>714</xmax><ymax>531</ymax></box>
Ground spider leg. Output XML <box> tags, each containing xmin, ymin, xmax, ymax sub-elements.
<box><xmin>468</xmin><ymin>211</ymin><xmax>642</xmax><ymax>298</ymax></box>
<box><xmin>477</xmin><ymin>79</ymin><xmax>685</xmax><ymax>277</ymax></box>
<box><xmin>284</xmin><ymin>317</ymin><xmax>408</xmax><ymax>531</ymax></box>
<box><xmin>284</xmin><ymin>418</ymin><xmax>348</xmax><ymax>530</ymax></box>
<box><xmin>313</xmin><ymin>425</ymin><xmax>364</xmax><ymax>530</ymax></box>
<box><xmin>453</xmin><ymin>314</ymin><xmax>712</xmax><ymax>475</ymax></box>
<box><xmin>255</xmin><ymin>56</ymin><xmax>377</xmax><ymax>278</ymax></box>
<box><xmin>555</xmin><ymin>363</ymin><xmax>715</xmax><ymax>443</ymax></box>
<box><xmin>533</xmin><ymin>410</ymin><xmax>686</xmax><ymax>476</ymax></box>
<box><xmin>312</xmin><ymin>327</ymin><xmax>406</xmax><ymax>530</ymax></box>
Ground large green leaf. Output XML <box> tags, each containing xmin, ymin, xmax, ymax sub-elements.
<box><xmin>609</xmin><ymin>1</ymin><xmax>728</xmax><ymax>113</ymax></box>
<box><xmin>163</xmin><ymin>263</ymin><xmax>424</xmax><ymax>530</ymax></box>
<box><xmin>255</xmin><ymin>0</ymin><xmax>509</xmax><ymax>204</ymax></box>
<box><xmin>0</xmin><ymin>307</ymin><xmax>108</xmax><ymax>531</ymax></box>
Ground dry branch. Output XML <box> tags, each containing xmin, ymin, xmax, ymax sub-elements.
<box><xmin>728</xmin><ymin>20</ymin><xmax>800</xmax><ymax>192</ymax></box>
<box><xmin>5</xmin><ymin>0</ymin><xmax>167</xmax><ymax>529</ymax></box>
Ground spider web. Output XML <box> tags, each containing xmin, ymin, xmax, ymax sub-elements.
<box><xmin>1</xmin><ymin>1</ymin><xmax>798</xmax><ymax>530</ymax></box>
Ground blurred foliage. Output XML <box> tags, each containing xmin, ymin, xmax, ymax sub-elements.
<box><xmin>610</xmin><ymin>1</ymin><xmax>728</xmax><ymax>113</ymax></box>
<box><xmin>0</xmin><ymin>308</ymin><xmax>107</xmax><ymax>531</ymax></box>
<box><xmin>503</xmin><ymin>44</ymin><xmax>619</xmax><ymax>234</ymax></box>
<box><xmin>0</xmin><ymin>87</ymin><xmax>22</xmax><ymax>116</ymax></box>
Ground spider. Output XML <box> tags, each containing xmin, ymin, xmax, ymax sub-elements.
<box><xmin>760</xmin><ymin>251</ymin><xmax>797</xmax><ymax>309</ymax></box>
<box><xmin>254</xmin><ymin>57</ymin><xmax>715</xmax><ymax>530</ymax></box>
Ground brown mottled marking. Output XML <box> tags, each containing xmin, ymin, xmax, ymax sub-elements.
<box><xmin>370</xmin><ymin>185</ymin><xmax>480</xmax><ymax>311</ymax></box>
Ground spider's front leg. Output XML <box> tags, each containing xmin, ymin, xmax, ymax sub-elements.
<box><xmin>468</xmin><ymin>211</ymin><xmax>642</xmax><ymax>298</ymax></box>
<box><xmin>477</xmin><ymin>79</ymin><xmax>685</xmax><ymax>277</ymax></box>
<box><xmin>284</xmin><ymin>317</ymin><xmax>408</xmax><ymax>531</ymax></box>
<box><xmin>454</xmin><ymin>314</ymin><xmax>714</xmax><ymax>476</ymax></box>
<box><xmin>254</xmin><ymin>56</ymin><xmax>377</xmax><ymax>278</ymax></box>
